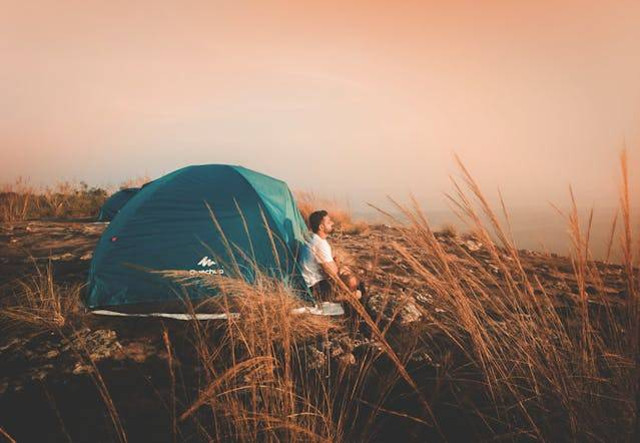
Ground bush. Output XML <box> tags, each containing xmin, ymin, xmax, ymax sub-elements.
<box><xmin>0</xmin><ymin>179</ymin><xmax>108</xmax><ymax>221</ymax></box>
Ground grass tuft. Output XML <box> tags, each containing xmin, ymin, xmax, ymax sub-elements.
<box><xmin>0</xmin><ymin>261</ymin><xmax>83</xmax><ymax>332</ymax></box>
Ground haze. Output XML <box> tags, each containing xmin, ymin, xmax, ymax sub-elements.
<box><xmin>2</xmin><ymin>0</ymin><xmax>639</xmax><ymax>214</ymax></box>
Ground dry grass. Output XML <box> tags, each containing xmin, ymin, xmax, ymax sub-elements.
<box><xmin>332</xmin><ymin>245</ymin><xmax>357</xmax><ymax>269</ymax></box>
<box><xmin>0</xmin><ymin>177</ymin><xmax>37</xmax><ymax>222</ymax></box>
<box><xmin>161</xmin><ymin>273</ymin><xmax>339</xmax><ymax>441</ymax></box>
<box><xmin>0</xmin><ymin>178</ymin><xmax>108</xmax><ymax>222</ymax></box>
<box><xmin>0</xmin><ymin>261</ymin><xmax>83</xmax><ymax>332</ymax></box>
<box><xmin>438</xmin><ymin>222</ymin><xmax>459</xmax><ymax>238</ymax></box>
<box><xmin>159</xmin><ymin>254</ymin><xmax>435</xmax><ymax>441</ymax></box>
<box><xmin>0</xmin><ymin>261</ymin><xmax>127</xmax><ymax>442</ymax></box>
<box><xmin>0</xmin><ymin>426</ymin><xmax>16</xmax><ymax>443</ymax></box>
<box><xmin>0</xmin><ymin>175</ymin><xmax>153</xmax><ymax>222</ymax></box>
<box><xmin>2</xmin><ymin>153</ymin><xmax>637</xmax><ymax>441</ymax></box>
<box><xmin>295</xmin><ymin>191</ymin><xmax>369</xmax><ymax>235</ymax></box>
<box><xmin>117</xmin><ymin>175</ymin><xmax>151</xmax><ymax>190</ymax></box>
<box><xmin>374</xmin><ymin>151</ymin><xmax>639</xmax><ymax>440</ymax></box>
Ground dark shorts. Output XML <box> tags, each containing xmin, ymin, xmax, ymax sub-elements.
<box><xmin>310</xmin><ymin>279</ymin><xmax>332</xmax><ymax>302</ymax></box>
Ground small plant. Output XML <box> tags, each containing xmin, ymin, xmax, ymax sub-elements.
<box><xmin>438</xmin><ymin>222</ymin><xmax>458</xmax><ymax>238</ymax></box>
<box><xmin>0</xmin><ymin>177</ymin><xmax>37</xmax><ymax>222</ymax></box>
<box><xmin>0</xmin><ymin>261</ymin><xmax>83</xmax><ymax>331</ymax></box>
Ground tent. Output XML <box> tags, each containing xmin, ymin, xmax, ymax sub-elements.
<box><xmin>97</xmin><ymin>187</ymin><xmax>140</xmax><ymax>221</ymax></box>
<box><xmin>86</xmin><ymin>165</ymin><xmax>314</xmax><ymax>313</ymax></box>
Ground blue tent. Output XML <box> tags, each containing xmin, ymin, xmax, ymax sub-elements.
<box><xmin>86</xmin><ymin>165</ymin><xmax>311</xmax><ymax>311</ymax></box>
<box><xmin>97</xmin><ymin>187</ymin><xmax>140</xmax><ymax>221</ymax></box>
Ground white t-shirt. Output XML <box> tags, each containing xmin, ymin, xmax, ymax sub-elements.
<box><xmin>300</xmin><ymin>233</ymin><xmax>333</xmax><ymax>287</ymax></box>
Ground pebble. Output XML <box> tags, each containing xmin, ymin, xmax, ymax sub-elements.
<box><xmin>45</xmin><ymin>350</ymin><xmax>60</xmax><ymax>359</ymax></box>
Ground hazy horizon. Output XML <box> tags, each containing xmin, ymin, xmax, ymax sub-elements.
<box><xmin>2</xmin><ymin>1</ymin><xmax>640</xmax><ymax>213</ymax></box>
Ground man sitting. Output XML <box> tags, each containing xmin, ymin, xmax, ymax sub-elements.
<box><xmin>300</xmin><ymin>210</ymin><xmax>363</xmax><ymax>302</ymax></box>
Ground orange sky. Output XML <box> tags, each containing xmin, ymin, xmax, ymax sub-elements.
<box><xmin>2</xmin><ymin>0</ymin><xmax>639</xmax><ymax>210</ymax></box>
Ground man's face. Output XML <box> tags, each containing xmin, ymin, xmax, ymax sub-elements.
<box><xmin>320</xmin><ymin>214</ymin><xmax>335</xmax><ymax>235</ymax></box>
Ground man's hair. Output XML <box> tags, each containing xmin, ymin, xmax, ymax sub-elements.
<box><xmin>309</xmin><ymin>210</ymin><xmax>328</xmax><ymax>234</ymax></box>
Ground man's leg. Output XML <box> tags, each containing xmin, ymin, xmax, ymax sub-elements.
<box><xmin>310</xmin><ymin>279</ymin><xmax>333</xmax><ymax>302</ymax></box>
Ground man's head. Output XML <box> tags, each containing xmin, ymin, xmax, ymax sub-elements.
<box><xmin>309</xmin><ymin>210</ymin><xmax>334</xmax><ymax>236</ymax></box>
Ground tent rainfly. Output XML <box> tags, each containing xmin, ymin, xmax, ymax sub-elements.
<box><xmin>86</xmin><ymin>165</ymin><xmax>320</xmax><ymax>316</ymax></box>
<box><xmin>97</xmin><ymin>187</ymin><xmax>140</xmax><ymax>221</ymax></box>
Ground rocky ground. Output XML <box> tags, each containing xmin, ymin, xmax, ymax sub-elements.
<box><xmin>0</xmin><ymin>221</ymin><xmax>631</xmax><ymax>441</ymax></box>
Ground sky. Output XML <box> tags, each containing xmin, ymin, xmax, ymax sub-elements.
<box><xmin>2</xmin><ymin>0</ymin><xmax>639</xmax><ymax>213</ymax></box>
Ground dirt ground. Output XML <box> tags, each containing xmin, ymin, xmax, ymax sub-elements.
<box><xmin>0</xmin><ymin>220</ymin><xmax>631</xmax><ymax>441</ymax></box>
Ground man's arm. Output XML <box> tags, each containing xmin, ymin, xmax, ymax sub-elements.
<box><xmin>312</xmin><ymin>242</ymin><xmax>339</xmax><ymax>280</ymax></box>
<box><xmin>315</xmin><ymin>246</ymin><xmax>360</xmax><ymax>299</ymax></box>
<box><xmin>319</xmin><ymin>260</ymin><xmax>339</xmax><ymax>279</ymax></box>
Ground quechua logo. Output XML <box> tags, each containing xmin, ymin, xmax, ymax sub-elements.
<box><xmin>197</xmin><ymin>256</ymin><xmax>216</xmax><ymax>267</ymax></box>
<box><xmin>191</xmin><ymin>256</ymin><xmax>224</xmax><ymax>275</ymax></box>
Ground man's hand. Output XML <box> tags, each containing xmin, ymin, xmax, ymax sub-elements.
<box><xmin>321</xmin><ymin>262</ymin><xmax>363</xmax><ymax>301</ymax></box>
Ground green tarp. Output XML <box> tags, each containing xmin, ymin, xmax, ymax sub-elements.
<box><xmin>86</xmin><ymin>165</ymin><xmax>311</xmax><ymax>310</ymax></box>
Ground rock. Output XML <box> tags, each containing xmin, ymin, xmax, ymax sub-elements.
<box><xmin>86</xmin><ymin>330</ymin><xmax>120</xmax><ymax>360</ymax></box>
<box><xmin>366</xmin><ymin>293</ymin><xmax>423</xmax><ymax>326</ymax></box>
<box><xmin>0</xmin><ymin>338</ymin><xmax>28</xmax><ymax>353</ymax></box>
<box><xmin>399</xmin><ymin>302</ymin><xmax>422</xmax><ymax>325</ymax></box>
<box><xmin>339</xmin><ymin>353</ymin><xmax>356</xmax><ymax>366</ymax></box>
<box><xmin>49</xmin><ymin>252</ymin><xmax>74</xmax><ymax>261</ymax></box>
<box><xmin>462</xmin><ymin>239</ymin><xmax>483</xmax><ymax>252</ymax></box>
<box><xmin>121</xmin><ymin>341</ymin><xmax>154</xmax><ymax>363</ymax></box>
<box><xmin>330</xmin><ymin>345</ymin><xmax>344</xmax><ymax>358</ymax></box>
<box><xmin>45</xmin><ymin>349</ymin><xmax>60</xmax><ymax>359</ymax></box>
<box><xmin>415</xmin><ymin>293</ymin><xmax>434</xmax><ymax>305</ymax></box>
<box><xmin>307</xmin><ymin>346</ymin><xmax>326</xmax><ymax>370</ymax></box>
<box><xmin>31</xmin><ymin>369</ymin><xmax>49</xmax><ymax>381</ymax></box>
